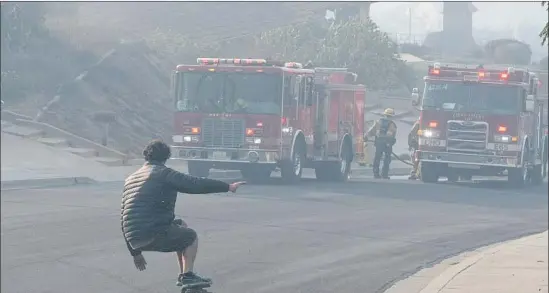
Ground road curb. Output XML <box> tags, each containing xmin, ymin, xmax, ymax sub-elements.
<box><xmin>1</xmin><ymin>177</ymin><xmax>97</xmax><ymax>191</ymax></box>
<box><xmin>384</xmin><ymin>231</ymin><xmax>549</xmax><ymax>293</ymax></box>
<box><xmin>417</xmin><ymin>245</ymin><xmax>504</xmax><ymax>293</ymax></box>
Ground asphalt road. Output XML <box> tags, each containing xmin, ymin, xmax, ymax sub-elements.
<box><xmin>2</xmin><ymin>177</ymin><xmax>547</xmax><ymax>293</ymax></box>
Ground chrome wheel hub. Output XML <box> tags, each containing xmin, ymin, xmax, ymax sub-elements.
<box><xmin>293</xmin><ymin>153</ymin><xmax>301</xmax><ymax>176</ymax></box>
<box><xmin>340</xmin><ymin>157</ymin><xmax>347</xmax><ymax>174</ymax></box>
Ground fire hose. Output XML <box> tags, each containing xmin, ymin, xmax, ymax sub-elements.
<box><xmin>364</xmin><ymin>138</ymin><xmax>415</xmax><ymax>166</ymax></box>
<box><xmin>391</xmin><ymin>150</ymin><xmax>415</xmax><ymax>166</ymax></box>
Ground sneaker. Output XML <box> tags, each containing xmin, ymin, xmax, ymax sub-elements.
<box><xmin>177</xmin><ymin>272</ymin><xmax>211</xmax><ymax>287</ymax></box>
<box><xmin>373</xmin><ymin>174</ymin><xmax>381</xmax><ymax>179</ymax></box>
<box><xmin>176</xmin><ymin>274</ymin><xmax>184</xmax><ymax>287</ymax></box>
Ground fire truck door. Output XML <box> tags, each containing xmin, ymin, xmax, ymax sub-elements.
<box><xmin>283</xmin><ymin>74</ymin><xmax>298</xmax><ymax>126</ymax></box>
<box><xmin>294</xmin><ymin>75</ymin><xmax>302</xmax><ymax>121</ymax></box>
<box><xmin>299</xmin><ymin>77</ymin><xmax>314</xmax><ymax>145</ymax></box>
<box><xmin>338</xmin><ymin>91</ymin><xmax>354</xmax><ymax>141</ymax></box>
<box><xmin>327</xmin><ymin>90</ymin><xmax>340</xmax><ymax>156</ymax></box>
<box><xmin>314</xmin><ymin>87</ymin><xmax>328</xmax><ymax>157</ymax></box>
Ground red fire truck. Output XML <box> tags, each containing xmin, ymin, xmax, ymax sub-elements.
<box><xmin>170</xmin><ymin>58</ymin><xmax>366</xmax><ymax>182</ymax></box>
<box><xmin>411</xmin><ymin>63</ymin><xmax>546</xmax><ymax>187</ymax></box>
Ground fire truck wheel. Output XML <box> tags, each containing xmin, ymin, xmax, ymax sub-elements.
<box><xmin>420</xmin><ymin>162</ymin><xmax>439</xmax><ymax>183</ymax></box>
<box><xmin>332</xmin><ymin>143</ymin><xmax>353</xmax><ymax>182</ymax></box>
<box><xmin>314</xmin><ymin>140</ymin><xmax>353</xmax><ymax>182</ymax></box>
<box><xmin>530</xmin><ymin>164</ymin><xmax>543</xmax><ymax>185</ymax></box>
<box><xmin>281</xmin><ymin>142</ymin><xmax>304</xmax><ymax>183</ymax></box>
<box><xmin>187</xmin><ymin>161</ymin><xmax>211</xmax><ymax>178</ymax></box>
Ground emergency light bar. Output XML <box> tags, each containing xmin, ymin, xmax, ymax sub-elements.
<box><xmin>284</xmin><ymin>62</ymin><xmax>303</xmax><ymax>69</ymax></box>
<box><xmin>427</xmin><ymin>62</ymin><xmax>528</xmax><ymax>83</ymax></box>
<box><xmin>197</xmin><ymin>58</ymin><xmax>268</xmax><ymax>66</ymax></box>
<box><xmin>196</xmin><ymin>57</ymin><xmax>305</xmax><ymax>69</ymax></box>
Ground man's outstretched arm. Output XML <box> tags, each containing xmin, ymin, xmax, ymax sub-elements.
<box><xmin>163</xmin><ymin>167</ymin><xmax>230</xmax><ymax>194</ymax></box>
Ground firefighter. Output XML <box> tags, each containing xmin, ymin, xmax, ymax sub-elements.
<box><xmin>235</xmin><ymin>98</ymin><xmax>247</xmax><ymax>110</ymax></box>
<box><xmin>408</xmin><ymin>118</ymin><xmax>420</xmax><ymax>180</ymax></box>
<box><xmin>367</xmin><ymin>108</ymin><xmax>398</xmax><ymax>179</ymax></box>
<box><xmin>228</xmin><ymin>97</ymin><xmax>248</xmax><ymax>112</ymax></box>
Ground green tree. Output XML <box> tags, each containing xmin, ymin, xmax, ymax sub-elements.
<box><xmin>255</xmin><ymin>17</ymin><xmax>415</xmax><ymax>90</ymax></box>
<box><xmin>541</xmin><ymin>1</ymin><xmax>548</xmax><ymax>45</ymax></box>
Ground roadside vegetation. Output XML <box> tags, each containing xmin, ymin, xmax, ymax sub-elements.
<box><xmin>254</xmin><ymin>16</ymin><xmax>417</xmax><ymax>91</ymax></box>
<box><xmin>541</xmin><ymin>1</ymin><xmax>548</xmax><ymax>45</ymax></box>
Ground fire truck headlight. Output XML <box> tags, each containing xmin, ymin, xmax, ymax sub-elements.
<box><xmin>254</xmin><ymin>138</ymin><xmax>262</xmax><ymax>144</ymax></box>
<box><xmin>494</xmin><ymin>135</ymin><xmax>512</xmax><ymax>143</ymax></box>
<box><xmin>422</xmin><ymin>129</ymin><xmax>440</xmax><ymax>138</ymax></box>
<box><xmin>173</xmin><ymin>135</ymin><xmax>184</xmax><ymax>143</ymax></box>
<box><xmin>180</xmin><ymin>136</ymin><xmax>199</xmax><ymax>142</ymax></box>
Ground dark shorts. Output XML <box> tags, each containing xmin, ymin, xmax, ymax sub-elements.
<box><xmin>140</xmin><ymin>221</ymin><xmax>197</xmax><ymax>253</ymax></box>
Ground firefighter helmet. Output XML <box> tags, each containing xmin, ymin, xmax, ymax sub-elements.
<box><xmin>383</xmin><ymin>108</ymin><xmax>395</xmax><ymax>116</ymax></box>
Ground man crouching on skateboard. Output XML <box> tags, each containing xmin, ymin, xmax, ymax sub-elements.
<box><xmin>121</xmin><ymin>140</ymin><xmax>245</xmax><ymax>287</ymax></box>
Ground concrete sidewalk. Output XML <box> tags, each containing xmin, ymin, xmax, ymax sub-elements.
<box><xmin>386</xmin><ymin>231</ymin><xmax>548</xmax><ymax>293</ymax></box>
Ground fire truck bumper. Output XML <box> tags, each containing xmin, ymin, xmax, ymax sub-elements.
<box><xmin>419</xmin><ymin>151</ymin><xmax>519</xmax><ymax>168</ymax></box>
<box><xmin>170</xmin><ymin>146</ymin><xmax>279</xmax><ymax>165</ymax></box>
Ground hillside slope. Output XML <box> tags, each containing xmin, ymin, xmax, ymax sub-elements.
<box><xmin>45</xmin><ymin>2</ymin><xmax>349</xmax><ymax>46</ymax></box>
<box><xmin>33</xmin><ymin>41</ymin><xmax>174</xmax><ymax>154</ymax></box>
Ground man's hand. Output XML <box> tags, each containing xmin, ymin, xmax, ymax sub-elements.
<box><xmin>229</xmin><ymin>181</ymin><xmax>246</xmax><ymax>193</ymax></box>
<box><xmin>133</xmin><ymin>254</ymin><xmax>147</xmax><ymax>271</ymax></box>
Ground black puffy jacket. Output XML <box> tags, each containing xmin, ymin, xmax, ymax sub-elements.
<box><xmin>121</xmin><ymin>161</ymin><xmax>229</xmax><ymax>252</ymax></box>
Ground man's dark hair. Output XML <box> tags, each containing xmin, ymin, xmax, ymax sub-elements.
<box><xmin>143</xmin><ymin>139</ymin><xmax>171</xmax><ymax>162</ymax></box>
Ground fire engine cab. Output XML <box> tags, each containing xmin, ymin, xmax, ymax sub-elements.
<box><xmin>411</xmin><ymin>62</ymin><xmax>546</xmax><ymax>187</ymax></box>
<box><xmin>171</xmin><ymin>57</ymin><xmax>366</xmax><ymax>182</ymax></box>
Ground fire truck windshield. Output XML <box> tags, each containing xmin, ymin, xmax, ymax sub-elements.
<box><xmin>175</xmin><ymin>71</ymin><xmax>282</xmax><ymax>115</ymax></box>
<box><xmin>422</xmin><ymin>81</ymin><xmax>521</xmax><ymax>115</ymax></box>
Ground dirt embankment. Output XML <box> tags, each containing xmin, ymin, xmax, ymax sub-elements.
<box><xmin>33</xmin><ymin>41</ymin><xmax>175</xmax><ymax>155</ymax></box>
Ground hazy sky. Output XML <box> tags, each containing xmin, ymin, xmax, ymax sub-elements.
<box><xmin>370</xmin><ymin>2</ymin><xmax>547</xmax><ymax>35</ymax></box>
<box><xmin>369</xmin><ymin>1</ymin><xmax>547</xmax><ymax>59</ymax></box>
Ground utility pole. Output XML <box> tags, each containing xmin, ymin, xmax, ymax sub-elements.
<box><xmin>408</xmin><ymin>7</ymin><xmax>412</xmax><ymax>43</ymax></box>
<box><xmin>92</xmin><ymin>111</ymin><xmax>117</xmax><ymax>147</ymax></box>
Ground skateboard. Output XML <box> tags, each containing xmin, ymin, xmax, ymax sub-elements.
<box><xmin>181</xmin><ymin>281</ymin><xmax>212</xmax><ymax>293</ymax></box>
